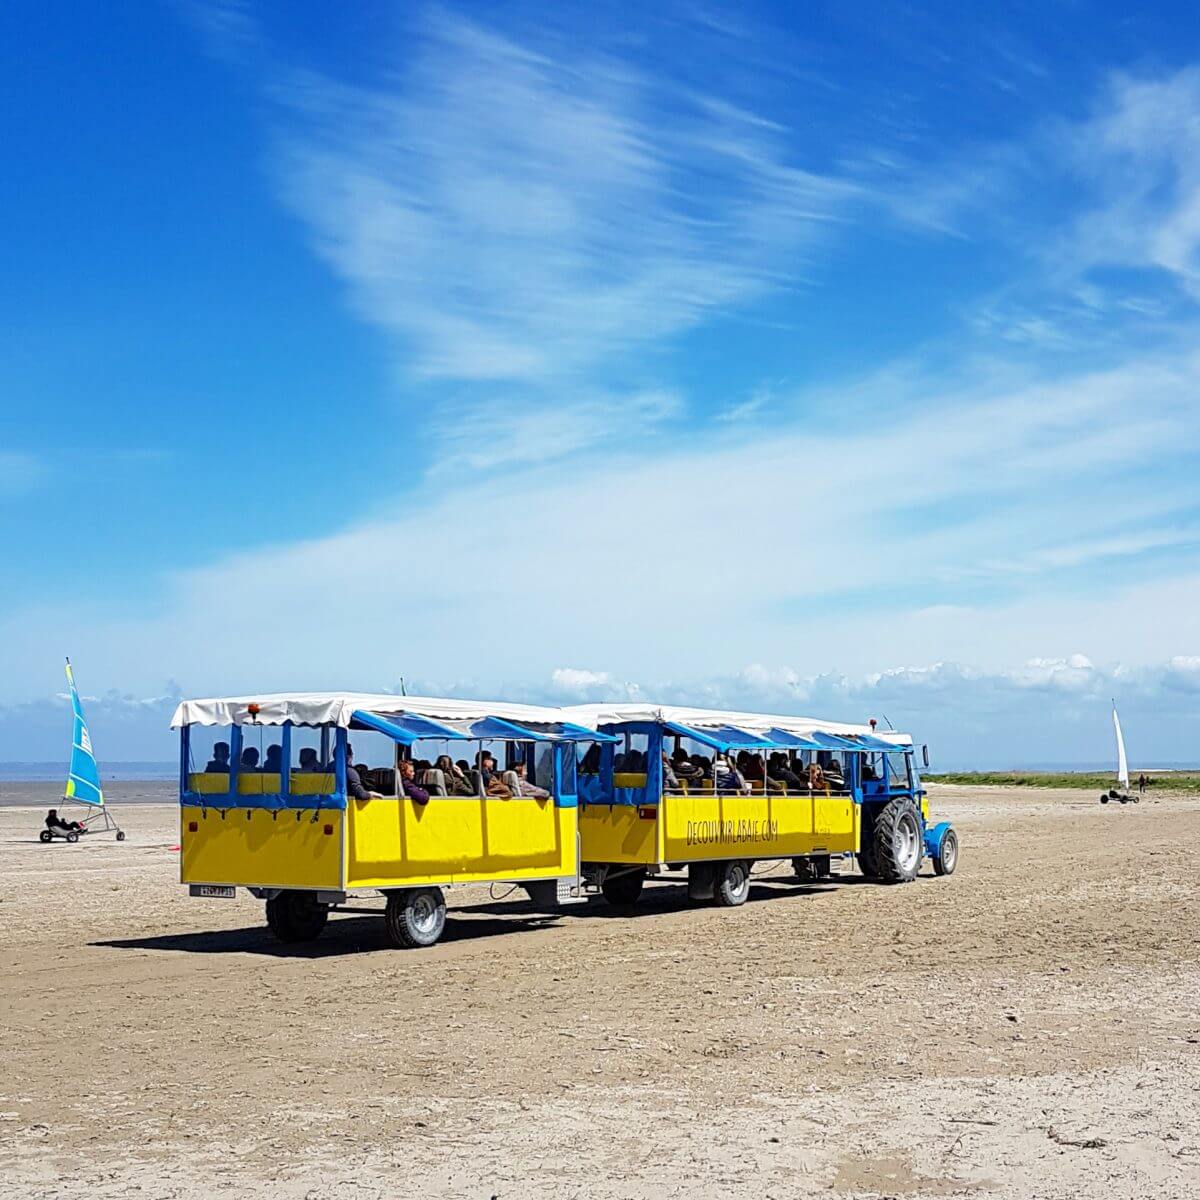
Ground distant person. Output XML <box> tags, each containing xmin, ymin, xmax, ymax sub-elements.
<box><xmin>262</xmin><ymin>744</ymin><xmax>283</xmax><ymax>774</ymax></box>
<box><xmin>1137</xmin><ymin>773</ymin><xmax>1147</xmax><ymax>795</ymax></box>
<box><xmin>45</xmin><ymin>808</ymin><xmax>83</xmax><ymax>833</ymax></box>
<box><xmin>345</xmin><ymin>744</ymin><xmax>382</xmax><ymax>800</ymax></box>
<box><xmin>239</xmin><ymin>747</ymin><xmax>260</xmax><ymax>773</ymax></box>
<box><xmin>205</xmin><ymin>742</ymin><xmax>230</xmax><ymax>773</ymax></box>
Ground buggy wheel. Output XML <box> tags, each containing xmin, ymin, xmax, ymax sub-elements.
<box><xmin>601</xmin><ymin>867</ymin><xmax>645</xmax><ymax>908</ymax></box>
<box><xmin>1100</xmin><ymin>793</ymin><xmax>1109</xmax><ymax>804</ymax></box>
<box><xmin>385</xmin><ymin>887</ymin><xmax>446</xmax><ymax>949</ymax></box>
<box><xmin>116</xmin><ymin>830</ymin><xmax>126</xmax><ymax>842</ymax></box>
<box><xmin>713</xmin><ymin>860</ymin><xmax>751</xmax><ymax>907</ymax></box>
<box><xmin>39</xmin><ymin>829</ymin><xmax>52</xmax><ymax>843</ymax></box>
<box><xmin>871</xmin><ymin>797</ymin><xmax>922</xmax><ymax>883</ymax></box>
<box><xmin>265</xmin><ymin>891</ymin><xmax>329</xmax><ymax>944</ymax></box>
<box><xmin>66</xmin><ymin>831</ymin><xmax>79</xmax><ymax>844</ymax></box>
<box><xmin>932</xmin><ymin>827</ymin><xmax>959</xmax><ymax>876</ymax></box>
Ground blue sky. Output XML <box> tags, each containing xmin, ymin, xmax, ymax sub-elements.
<box><xmin>3</xmin><ymin>0</ymin><xmax>1200</xmax><ymax>766</ymax></box>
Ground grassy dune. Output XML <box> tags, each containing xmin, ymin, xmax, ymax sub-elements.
<box><xmin>926</xmin><ymin>771</ymin><xmax>1200</xmax><ymax>793</ymax></box>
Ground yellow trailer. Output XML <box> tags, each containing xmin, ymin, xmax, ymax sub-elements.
<box><xmin>563</xmin><ymin>703</ymin><xmax>950</xmax><ymax>905</ymax></box>
<box><xmin>173</xmin><ymin>693</ymin><xmax>609</xmax><ymax>947</ymax></box>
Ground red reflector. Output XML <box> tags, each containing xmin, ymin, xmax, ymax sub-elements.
<box><xmin>188</xmin><ymin>821</ymin><xmax>198</xmax><ymax>833</ymax></box>
<box><xmin>323</xmin><ymin>824</ymin><xmax>333</xmax><ymax>835</ymax></box>
<box><xmin>638</xmin><ymin>807</ymin><xmax>656</xmax><ymax>820</ymax></box>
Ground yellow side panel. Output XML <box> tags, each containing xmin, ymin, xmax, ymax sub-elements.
<box><xmin>291</xmin><ymin>773</ymin><xmax>337</xmax><ymax>795</ymax></box>
<box><xmin>613</xmin><ymin>772</ymin><xmax>649</xmax><ymax>789</ymax></box>
<box><xmin>660</xmin><ymin>793</ymin><xmax>858</xmax><ymax>862</ymax></box>
<box><xmin>180</xmin><ymin>806</ymin><xmax>344</xmax><ymax>889</ymax></box>
<box><xmin>188</xmin><ymin>772</ymin><xmax>336</xmax><ymax>796</ymax></box>
<box><xmin>346</xmin><ymin>798</ymin><xmax>576</xmax><ymax>888</ymax></box>
<box><xmin>579</xmin><ymin>804</ymin><xmax>659</xmax><ymax>865</ymax></box>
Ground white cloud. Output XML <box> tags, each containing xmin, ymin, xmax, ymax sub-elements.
<box><xmin>272</xmin><ymin>12</ymin><xmax>857</xmax><ymax>398</ymax></box>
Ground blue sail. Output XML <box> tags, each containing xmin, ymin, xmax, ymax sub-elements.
<box><xmin>64</xmin><ymin>659</ymin><xmax>104</xmax><ymax>806</ymax></box>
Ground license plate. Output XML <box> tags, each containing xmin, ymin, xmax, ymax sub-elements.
<box><xmin>191</xmin><ymin>884</ymin><xmax>236</xmax><ymax>899</ymax></box>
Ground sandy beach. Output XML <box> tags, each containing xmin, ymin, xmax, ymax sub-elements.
<box><xmin>1</xmin><ymin>784</ymin><xmax>1198</xmax><ymax>1199</ymax></box>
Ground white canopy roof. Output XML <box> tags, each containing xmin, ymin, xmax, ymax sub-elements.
<box><xmin>561</xmin><ymin>703</ymin><xmax>912</xmax><ymax>746</ymax></box>
<box><xmin>170</xmin><ymin>692</ymin><xmax>912</xmax><ymax>747</ymax></box>
<box><xmin>170</xmin><ymin>693</ymin><xmax>583</xmax><ymax>730</ymax></box>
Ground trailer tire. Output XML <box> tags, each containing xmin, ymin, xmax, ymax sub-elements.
<box><xmin>932</xmin><ymin>827</ymin><xmax>958</xmax><ymax>876</ymax></box>
<box><xmin>385</xmin><ymin>887</ymin><xmax>446</xmax><ymax>948</ymax></box>
<box><xmin>601</xmin><ymin>867</ymin><xmax>645</xmax><ymax>908</ymax></box>
<box><xmin>713</xmin><ymin>860</ymin><xmax>751</xmax><ymax>907</ymax></box>
<box><xmin>265</xmin><ymin>891</ymin><xmax>329</xmax><ymax>943</ymax></box>
<box><xmin>872</xmin><ymin>797</ymin><xmax>922</xmax><ymax>883</ymax></box>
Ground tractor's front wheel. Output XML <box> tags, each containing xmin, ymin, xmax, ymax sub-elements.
<box><xmin>265</xmin><ymin>891</ymin><xmax>329</xmax><ymax>944</ymax></box>
<box><xmin>932</xmin><ymin>827</ymin><xmax>959</xmax><ymax>876</ymax></box>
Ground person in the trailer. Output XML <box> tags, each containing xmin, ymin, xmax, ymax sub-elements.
<box><xmin>510</xmin><ymin>760</ymin><xmax>550</xmax><ymax>799</ymax></box>
<box><xmin>205</xmin><ymin>742</ymin><xmax>230</xmax><ymax>773</ymax></box>
<box><xmin>297</xmin><ymin>748</ymin><xmax>320</xmax><ymax>772</ymax></box>
<box><xmin>476</xmin><ymin>750</ymin><xmax>512</xmax><ymax>798</ymax></box>
<box><xmin>239</xmin><ymin>746</ymin><xmax>261</xmax><ymax>773</ymax></box>
<box><xmin>345</xmin><ymin>744</ymin><xmax>383</xmax><ymax>800</ymax></box>
<box><xmin>45</xmin><ymin>809</ymin><xmax>84</xmax><ymax>833</ymax></box>
<box><xmin>262</xmin><ymin>744</ymin><xmax>283</xmax><ymax>774</ymax></box>
<box><xmin>398</xmin><ymin>758</ymin><xmax>430</xmax><ymax>804</ymax></box>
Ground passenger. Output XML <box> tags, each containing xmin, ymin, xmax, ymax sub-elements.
<box><xmin>510</xmin><ymin>761</ymin><xmax>550</xmax><ymax>799</ymax></box>
<box><xmin>239</xmin><ymin>746</ymin><xmax>260</xmax><ymax>773</ymax></box>
<box><xmin>613</xmin><ymin>751</ymin><xmax>628</xmax><ymax>772</ymax></box>
<box><xmin>713</xmin><ymin>754</ymin><xmax>750</xmax><ymax>795</ymax></box>
<box><xmin>46</xmin><ymin>808</ymin><xmax>84</xmax><ymax>833</ymax></box>
<box><xmin>861</xmin><ymin>759</ymin><xmax>878</xmax><ymax>782</ymax></box>
<box><xmin>297</xmin><ymin>747</ymin><xmax>320</xmax><ymax>772</ymax></box>
<box><xmin>204</xmin><ymin>742</ymin><xmax>231</xmax><ymax>773</ymax></box>
<box><xmin>740</xmin><ymin>753</ymin><xmax>764</xmax><ymax>782</ymax></box>
<box><xmin>767</xmin><ymin>752</ymin><xmax>803</xmax><ymax>790</ymax></box>
<box><xmin>662</xmin><ymin>751</ymin><xmax>680</xmax><ymax>790</ymax></box>
<box><xmin>398</xmin><ymin>759</ymin><xmax>430</xmax><ymax>804</ymax></box>
<box><xmin>476</xmin><ymin>751</ymin><xmax>512</xmax><ymax>798</ymax></box>
<box><xmin>456</xmin><ymin>758</ymin><xmax>471</xmax><ymax>776</ymax></box>
<box><xmin>673</xmin><ymin>751</ymin><xmax>704</xmax><ymax>782</ymax></box>
<box><xmin>345</xmin><ymin>744</ymin><xmax>383</xmax><ymax>800</ymax></box>
<box><xmin>579</xmin><ymin>744</ymin><xmax>601</xmax><ymax>774</ymax></box>
<box><xmin>807</xmin><ymin>760</ymin><xmax>826</xmax><ymax>791</ymax></box>
<box><xmin>262</xmin><ymin>744</ymin><xmax>283</xmax><ymax>775</ymax></box>
<box><xmin>435</xmin><ymin>754</ymin><xmax>475</xmax><ymax>796</ymax></box>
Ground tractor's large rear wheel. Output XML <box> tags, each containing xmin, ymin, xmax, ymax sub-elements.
<box><xmin>265</xmin><ymin>891</ymin><xmax>329</xmax><ymax>943</ymax></box>
<box><xmin>871</xmin><ymin>797</ymin><xmax>923</xmax><ymax>883</ymax></box>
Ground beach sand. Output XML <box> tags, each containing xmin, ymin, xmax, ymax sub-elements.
<box><xmin>1</xmin><ymin>785</ymin><xmax>1197</xmax><ymax>1199</ymax></box>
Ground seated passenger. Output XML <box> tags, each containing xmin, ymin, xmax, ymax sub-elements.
<box><xmin>435</xmin><ymin>754</ymin><xmax>475</xmax><ymax>796</ymax></box>
<box><xmin>262</xmin><ymin>744</ymin><xmax>283</xmax><ymax>774</ymax></box>
<box><xmin>613</xmin><ymin>751</ymin><xmax>628</xmax><ymax>772</ymax></box>
<box><xmin>861</xmin><ymin>759</ymin><xmax>878</xmax><ymax>782</ymax></box>
<box><xmin>662</xmin><ymin>751</ymin><xmax>680</xmax><ymax>789</ymax></box>
<box><xmin>455</xmin><ymin>758</ymin><xmax>471</xmax><ymax>776</ymax></box>
<box><xmin>807</xmin><ymin>760</ymin><xmax>826</xmax><ymax>791</ymax></box>
<box><xmin>673</xmin><ymin>751</ymin><xmax>704</xmax><ymax>782</ymax></box>
<box><xmin>767</xmin><ymin>752</ymin><xmax>803</xmax><ymax>790</ymax></box>
<box><xmin>476</xmin><ymin>751</ymin><xmax>512</xmax><ymax>798</ymax></box>
<box><xmin>399</xmin><ymin>759</ymin><xmax>430</xmax><ymax>804</ymax></box>
<box><xmin>297</xmin><ymin>747</ymin><xmax>320</xmax><ymax>772</ymax></box>
<box><xmin>510</xmin><ymin>761</ymin><xmax>550</xmax><ymax>799</ymax></box>
<box><xmin>740</xmin><ymin>753</ymin><xmax>765</xmax><ymax>782</ymax></box>
<box><xmin>345</xmin><ymin>744</ymin><xmax>383</xmax><ymax>800</ymax></box>
<box><xmin>579</xmin><ymin>744</ymin><xmax>601</xmax><ymax>774</ymax></box>
<box><xmin>46</xmin><ymin>808</ymin><xmax>84</xmax><ymax>833</ymax></box>
<box><xmin>204</xmin><ymin>742</ymin><xmax>231</xmax><ymax>773</ymax></box>
<box><xmin>239</xmin><ymin>746</ymin><xmax>261</xmax><ymax>773</ymax></box>
<box><xmin>713</xmin><ymin>754</ymin><xmax>750</xmax><ymax>794</ymax></box>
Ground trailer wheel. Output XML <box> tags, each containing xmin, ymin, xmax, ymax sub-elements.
<box><xmin>66</xmin><ymin>831</ymin><xmax>79</xmax><ymax>844</ymax></box>
<box><xmin>39</xmin><ymin>829</ymin><xmax>52</xmax><ymax>843</ymax></box>
<box><xmin>871</xmin><ymin>797</ymin><xmax>922</xmax><ymax>883</ymax></box>
<box><xmin>265</xmin><ymin>891</ymin><xmax>329</xmax><ymax>944</ymax></box>
<box><xmin>713</xmin><ymin>860</ymin><xmax>751</xmax><ymax>907</ymax></box>
<box><xmin>601</xmin><ymin>867</ymin><xmax>645</xmax><ymax>908</ymax></box>
<box><xmin>385</xmin><ymin>887</ymin><xmax>446</xmax><ymax>948</ymax></box>
<box><xmin>932</xmin><ymin>828</ymin><xmax>958</xmax><ymax>876</ymax></box>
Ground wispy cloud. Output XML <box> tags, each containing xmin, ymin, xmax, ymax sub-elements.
<box><xmin>271</xmin><ymin>12</ymin><xmax>858</xmax><ymax>394</ymax></box>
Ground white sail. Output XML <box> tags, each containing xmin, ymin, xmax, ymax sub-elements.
<box><xmin>1112</xmin><ymin>701</ymin><xmax>1129</xmax><ymax>789</ymax></box>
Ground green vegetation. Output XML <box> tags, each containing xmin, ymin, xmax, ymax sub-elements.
<box><xmin>926</xmin><ymin>771</ymin><xmax>1200</xmax><ymax>793</ymax></box>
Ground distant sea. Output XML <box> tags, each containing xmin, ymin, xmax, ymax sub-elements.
<box><xmin>0</xmin><ymin>763</ymin><xmax>177</xmax><ymax>808</ymax></box>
